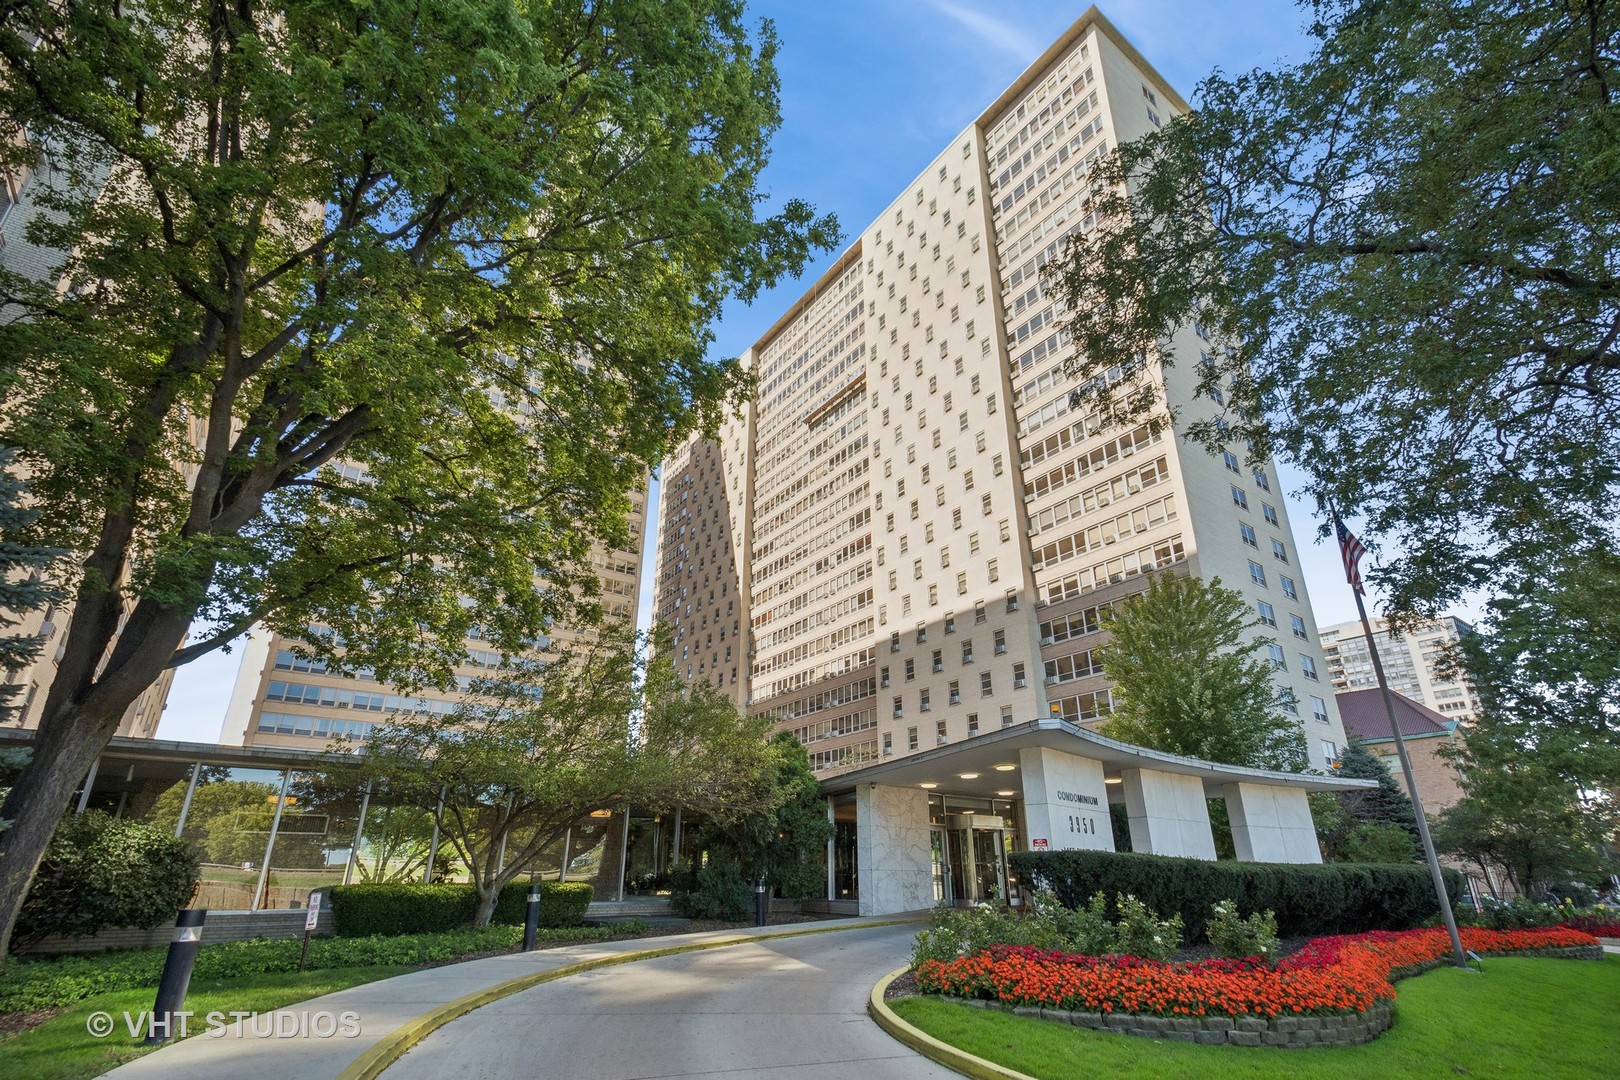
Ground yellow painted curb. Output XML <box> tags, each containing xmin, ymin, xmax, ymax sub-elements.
<box><xmin>336</xmin><ymin>918</ymin><xmax>921</xmax><ymax>1080</ymax></box>
<box><xmin>868</xmin><ymin>967</ymin><xmax>1040</xmax><ymax>1080</ymax></box>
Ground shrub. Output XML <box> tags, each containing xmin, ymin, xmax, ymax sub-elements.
<box><xmin>669</xmin><ymin>851</ymin><xmax>753</xmax><ymax>921</ymax></box>
<box><xmin>14</xmin><ymin>811</ymin><xmax>200</xmax><ymax>951</ymax></box>
<box><xmin>1206</xmin><ymin>899</ymin><xmax>1279</xmax><ymax>961</ymax></box>
<box><xmin>1113</xmin><ymin>894</ymin><xmax>1182</xmax><ymax>961</ymax></box>
<box><xmin>1031</xmin><ymin>889</ymin><xmax>1116</xmax><ymax>957</ymax></box>
<box><xmin>328</xmin><ymin>881</ymin><xmax>593</xmax><ymax>935</ymax></box>
<box><xmin>1010</xmin><ymin>849</ymin><xmax>1463</xmax><ymax>940</ymax></box>
<box><xmin>1458</xmin><ymin>895</ymin><xmax>1565</xmax><ymax>931</ymax></box>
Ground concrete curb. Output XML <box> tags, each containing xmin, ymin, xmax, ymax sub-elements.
<box><xmin>336</xmin><ymin>919</ymin><xmax>921</xmax><ymax>1080</ymax></box>
<box><xmin>867</xmin><ymin>967</ymin><xmax>1040</xmax><ymax>1080</ymax></box>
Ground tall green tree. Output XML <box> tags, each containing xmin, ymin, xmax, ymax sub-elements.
<box><xmin>1095</xmin><ymin>573</ymin><xmax>1307</xmax><ymax>770</ymax></box>
<box><xmin>672</xmin><ymin>731</ymin><xmax>833</xmax><ymax>920</ymax></box>
<box><xmin>1454</xmin><ymin>549</ymin><xmax>1620</xmax><ymax>794</ymax></box>
<box><xmin>0</xmin><ymin>1</ymin><xmax>835</xmax><ymax>960</ymax></box>
<box><xmin>352</xmin><ymin>628</ymin><xmax>778</xmax><ymax>927</ymax></box>
<box><xmin>1048</xmin><ymin>0</ymin><xmax>1619</xmax><ymax>620</ymax></box>
<box><xmin>0</xmin><ymin>446</ymin><xmax>65</xmax><ymax>725</ymax></box>
<box><xmin>1315</xmin><ymin>738</ymin><xmax>1420</xmax><ymax>864</ymax></box>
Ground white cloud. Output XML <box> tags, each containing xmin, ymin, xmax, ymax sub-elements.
<box><xmin>919</xmin><ymin>0</ymin><xmax>1044</xmax><ymax>60</ymax></box>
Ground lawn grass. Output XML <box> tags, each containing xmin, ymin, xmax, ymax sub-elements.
<box><xmin>891</xmin><ymin>955</ymin><xmax>1619</xmax><ymax>1079</ymax></box>
<box><xmin>0</xmin><ymin>965</ymin><xmax>409</xmax><ymax>1080</ymax></box>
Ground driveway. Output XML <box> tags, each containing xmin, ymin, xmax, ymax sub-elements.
<box><xmin>382</xmin><ymin>921</ymin><xmax>951</xmax><ymax>1080</ymax></box>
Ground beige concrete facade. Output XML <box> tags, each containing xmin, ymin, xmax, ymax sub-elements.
<box><xmin>1319</xmin><ymin>615</ymin><xmax>1483</xmax><ymax>723</ymax></box>
<box><xmin>654</xmin><ymin>9</ymin><xmax>1349</xmax><ymax>778</ymax></box>
<box><xmin>3</xmin><ymin>138</ymin><xmax>173</xmax><ymax>740</ymax></box>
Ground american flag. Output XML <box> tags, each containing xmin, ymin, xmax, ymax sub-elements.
<box><xmin>1334</xmin><ymin>516</ymin><xmax>1368</xmax><ymax>595</ymax></box>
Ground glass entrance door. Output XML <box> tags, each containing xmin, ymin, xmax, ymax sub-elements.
<box><xmin>972</xmin><ymin>828</ymin><xmax>1006</xmax><ymax>903</ymax></box>
<box><xmin>930</xmin><ymin>827</ymin><xmax>952</xmax><ymax>905</ymax></box>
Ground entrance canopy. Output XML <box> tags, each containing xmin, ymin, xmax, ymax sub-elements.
<box><xmin>818</xmin><ymin>719</ymin><xmax>1377</xmax><ymax>916</ymax></box>
<box><xmin>820</xmin><ymin>718</ymin><xmax>1376</xmax><ymax>800</ymax></box>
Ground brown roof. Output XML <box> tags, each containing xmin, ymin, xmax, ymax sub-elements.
<box><xmin>1336</xmin><ymin>689</ymin><xmax>1455</xmax><ymax>742</ymax></box>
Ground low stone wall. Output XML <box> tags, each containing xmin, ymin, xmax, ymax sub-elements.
<box><xmin>955</xmin><ymin>997</ymin><xmax>1393</xmax><ymax>1047</ymax></box>
<box><xmin>932</xmin><ymin>944</ymin><xmax>1605</xmax><ymax>1049</ymax></box>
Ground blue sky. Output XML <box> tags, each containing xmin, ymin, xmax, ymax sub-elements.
<box><xmin>159</xmin><ymin>1</ymin><xmax>1417</xmax><ymax>742</ymax></box>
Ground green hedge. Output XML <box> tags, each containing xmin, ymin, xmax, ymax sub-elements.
<box><xmin>328</xmin><ymin>881</ymin><xmax>593</xmax><ymax>936</ymax></box>
<box><xmin>1009</xmin><ymin>850</ymin><xmax>1462</xmax><ymax>941</ymax></box>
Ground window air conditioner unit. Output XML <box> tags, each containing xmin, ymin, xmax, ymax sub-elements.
<box><xmin>1040</xmin><ymin>635</ymin><xmax>1054</xmax><ymax>645</ymax></box>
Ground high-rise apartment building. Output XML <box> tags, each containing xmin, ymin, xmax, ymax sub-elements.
<box><xmin>656</xmin><ymin>10</ymin><xmax>1350</xmax><ymax>778</ymax></box>
<box><xmin>224</xmin><ymin>489</ymin><xmax>650</xmax><ymax>750</ymax></box>
<box><xmin>1319</xmin><ymin>615</ymin><xmax>1483</xmax><ymax>723</ymax></box>
<box><xmin>3</xmin><ymin>131</ymin><xmax>173</xmax><ymax>739</ymax></box>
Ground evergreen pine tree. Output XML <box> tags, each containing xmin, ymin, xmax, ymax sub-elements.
<box><xmin>0</xmin><ymin>447</ymin><xmax>66</xmax><ymax>724</ymax></box>
<box><xmin>1334</xmin><ymin>737</ymin><xmax>1421</xmax><ymax>842</ymax></box>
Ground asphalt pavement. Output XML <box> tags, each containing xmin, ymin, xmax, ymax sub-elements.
<box><xmin>382</xmin><ymin>921</ymin><xmax>952</xmax><ymax>1080</ymax></box>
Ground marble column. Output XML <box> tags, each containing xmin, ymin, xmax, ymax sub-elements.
<box><xmin>855</xmin><ymin>784</ymin><xmax>934</xmax><ymax>915</ymax></box>
<box><xmin>1223</xmin><ymin>782</ymin><xmax>1322</xmax><ymax>863</ymax></box>
<box><xmin>1019</xmin><ymin>746</ymin><xmax>1114</xmax><ymax>853</ymax></box>
<box><xmin>1120</xmin><ymin>768</ymin><xmax>1217</xmax><ymax>859</ymax></box>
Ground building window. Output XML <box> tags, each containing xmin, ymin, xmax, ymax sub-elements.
<box><xmin>1321</xmin><ymin>739</ymin><xmax>1338</xmax><ymax>764</ymax></box>
<box><xmin>945</xmin><ymin>612</ymin><xmax>957</xmax><ymax>634</ymax></box>
<box><xmin>890</xmin><ymin>631</ymin><xmax>901</xmax><ymax>652</ymax></box>
<box><xmin>1240</xmin><ymin>522</ymin><xmax>1258</xmax><ymax>548</ymax></box>
<box><xmin>920</xmin><ymin>688</ymin><xmax>931</xmax><ymax>711</ymax></box>
<box><xmin>1311</xmin><ymin>695</ymin><xmax>1330</xmax><ymax>724</ymax></box>
<box><xmin>1280</xmin><ymin>575</ymin><xmax>1298</xmax><ymax>601</ymax></box>
<box><xmin>987</xmin><ymin>558</ymin><xmax>1000</xmax><ymax>583</ymax></box>
<box><xmin>1257</xmin><ymin>600</ymin><xmax>1277</xmax><ymax>627</ymax></box>
<box><xmin>916</xmin><ymin>624</ymin><xmax>928</xmax><ymax>643</ymax></box>
<box><xmin>962</xmin><ymin>640</ymin><xmax>974</xmax><ymax>663</ymax></box>
<box><xmin>995</xmin><ymin>628</ymin><xmax>1008</xmax><ymax>652</ymax></box>
<box><xmin>1290</xmin><ymin>614</ymin><xmax>1308</xmax><ymax>640</ymax></box>
<box><xmin>967</xmin><ymin>712</ymin><xmax>980</xmax><ymax>735</ymax></box>
<box><xmin>1271</xmin><ymin>538</ymin><xmax>1289</xmax><ymax>563</ymax></box>
<box><xmin>1249</xmin><ymin>560</ymin><xmax>1268</xmax><ymax>587</ymax></box>
<box><xmin>949</xmin><ymin>681</ymin><xmax>961</xmax><ymax>705</ymax></box>
<box><xmin>883</xmin><ymin>732</ymin><xmax>893</xmax><ymax>754</ymax></box>
<box><xmin>908</xmin><ymin>725</ymin><xmax>919</xmax><ymax>750</ymax></box>
<box><xmin>1013</xmin><ymin>663</ymin><xmax>1027</xmax><ymax>689</ymax></box>
<box><xmin>980</xmin><ymin>671</ymin><xmax>993</xmax><ymax>695</ymax></box>
<box><xmin>1301</xmin><ymin>655</ymin><xmax>1319</xmax><ymax>681</ymax></box>
<box><xmin>880</xmin><ymin>666</ymin><xmax>890</xmax><ymax>688</ymax></box>
<box><xmin>1253</xmin><ymin>468</ymin><xmax>1271</xmax><ymax>492</ymax></box>
<box><xmin>975</xmin><ymin>600</ymin><xmax>987</xmax><ymax>623</ymax></box>
<box><xmin>1000</xmin><ymin>705</ymin><xmax>1014</xmax><ymax>728</ymax></box>
<box><xmin>1231</xmin><ymin>485</ymin><xmax>1248</xmax><ymax>510</ymax></box>
<box><xmin>957</xmin><ymin>571</ymin><xmax>968</xmax><ymax>594</ymax></box>
<box><xmin>1267</xmin><ymin>643</ymin><xmax>1286</xmax><ymax>670</ymax></box>
<box><xmin>1263</xmin><ymin>503</ymin><xmax>1280</xmax><ymax>526</ymax></box>
<box><xmin>932</xmin><ymin>649</ymin><xmax>944</xmax><ymax>673</ymax></box>
<box><xmin>1223</xmin><ymin>450</ymin><xmax>1241</xmax><ymax>473</ymax></box>
<box><xmin>905</xmin><ymin>658</ymin><xmax>916</xmax><ymax>681</ymax></box>
<box><xmin>894</xmin><ymin>696</ymin><xmax>904</xmax><ymax>719</ymax></box>
<box><xmin>1279</xmin><ymin>690</ymin><xmax>1300</xmax><ymax>715</ymax></box>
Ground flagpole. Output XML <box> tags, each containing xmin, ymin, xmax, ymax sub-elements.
<box><xmin>1340</xmin><ymin>515</ymin><xmax>1468</xmax><ymax>969</ymax></box>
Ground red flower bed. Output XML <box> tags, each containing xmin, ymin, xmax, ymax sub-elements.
<box><xmin>1561</xmin><ymin>917</ymin><xmax>1620</xmax><ymax>937</ymax></box>
<box><xmin>914</xmin><ymin>926</ymin><xmax>1599</xmax><ymax>1019</ymax></box>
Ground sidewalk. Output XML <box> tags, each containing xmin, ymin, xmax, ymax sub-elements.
<box><xmin>104</xmin><ymin>914</ymin><xmax>926</xmax><ymax>1080</ymax></box>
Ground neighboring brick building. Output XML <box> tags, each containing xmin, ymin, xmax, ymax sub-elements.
<box><xmin>1336</xmin><ymin>689</ymin><xmax>1464</xmax><ymax>812</ymax></box>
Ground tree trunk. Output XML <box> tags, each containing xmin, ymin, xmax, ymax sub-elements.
<box><xmin>472</xmin><ymin>882</ymin><xmax>500</xmax><ymax>929</ymax></box>
<box><xmin>0</xmin><ymin>698</ymin><xmax>127</xmax><ymax>963</ymax></box>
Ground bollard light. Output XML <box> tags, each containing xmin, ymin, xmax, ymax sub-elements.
<box><xmin>146</xmin><ymin>909</ymin><xmax>206</xmax><ymax>1044</ymax></box>
<box><xmin>754</xmin><ymin>879</ymin><xmax>768</xmax><ymax>927</ymax></box>
<box><xmin>523</xmin><ymin>887</ymin><xmax>541</xmax><ymax>950</ymax></box>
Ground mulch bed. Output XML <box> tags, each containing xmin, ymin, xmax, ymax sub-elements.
<box><xmin>0</xmin><ymin>1008</ymin><xmax>59</xmax><ymax>1039</ymax></box>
